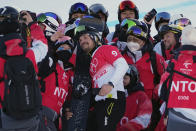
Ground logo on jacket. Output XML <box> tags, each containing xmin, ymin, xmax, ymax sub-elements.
<box><xmin>183</xmin><ymin>63</ymin><xmax>192</xmax><ymax>69</ymax></box>
<box><xmin>90</xmin><ymin>58</ymin><xmax>98</xmax><ymax>73</ymax></box>
<box><xmin>62</xmin><ymin>72</ymin><xmax>68</xmax><ymax>85</ymax></box>
<box><xmin>180</xmin><ymin>62</ymin><xmax>192</xmax><ymax>74</ymax></box>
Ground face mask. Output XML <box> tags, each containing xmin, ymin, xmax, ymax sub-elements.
<box><xmin>127</xmin><ymin>42</ymin><xmax>140</xmax><ymax>52</ymax></box>
<box><xmin>0</xmin><ymin>21</ymin><xmax>19</xmax><ymax>34</ymax></box>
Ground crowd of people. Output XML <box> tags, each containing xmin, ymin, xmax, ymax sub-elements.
<box><xmin>0</xmin><ymin>0</ymin><xmax>196</xmax><ymax>131</ymax></box>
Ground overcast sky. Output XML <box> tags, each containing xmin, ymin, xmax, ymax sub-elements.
<box><xmin>1</xmin><ymin>0</ymin><xmax>196</xmax><ymax>35</ymax></box>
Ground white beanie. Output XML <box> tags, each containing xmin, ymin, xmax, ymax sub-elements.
<box><xmin>181</xmin><ymin>25</ymin><xmax>196</xmax><ymax>46</ymax></box>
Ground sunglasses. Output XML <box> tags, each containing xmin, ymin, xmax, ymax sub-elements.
<box><xmin>121</xmin><ymin>18</ymin><xmax>137</xmax><ymax>30</ymax></box>
<box><xmin>72</xmin><ymin>3</ymin><xmax>88</xmax><ymax>13</ymax></box>
<box><xmin>119</xmin><ymin>0</ymin><xmax>135</xmax><ymax>11</ymax></box>
<box><xmin>173</xmin><ymin>18</ymin><xmax>191</xmax><ymax>27</ymax></box>
<box><xmin>127</xmin><ymin>26</ymin><xmax>147</xmax><ymax>38</ymax></box>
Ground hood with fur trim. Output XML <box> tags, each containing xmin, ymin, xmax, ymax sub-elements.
<box><xmin>181</xmin><ymin>25</ymin><xmax>196</xmax><ymax>46</ymax></box>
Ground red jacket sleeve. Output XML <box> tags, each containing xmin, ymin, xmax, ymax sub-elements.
<box><xmin>30</xmin><ymin>23</ymin><xmax>47</xmax><ymax>45</ymax></box>
<box><xmin>129</xmin><ymin>92</ymin><xmax>153</xmax><ymax>130</ymax></box>
<box><xmin>156</xmin><ymin>53</ymin><xmax>167</xmax><ymax>76</ymax></box>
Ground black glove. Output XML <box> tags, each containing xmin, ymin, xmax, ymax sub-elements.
<box><xmin>118</xmin><ymin>30</ymin><xmax>127</xmax><ymax>42</ymax></box>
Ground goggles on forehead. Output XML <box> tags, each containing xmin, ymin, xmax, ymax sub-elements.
<box><xmin>74</xmin><ymin>25</ymin><xmax>86</xmax><ymax>36</ymax></box>
<box><xmin>37</xmin><ymin>13</ymin><xmax>46</xmax><ymax>23</ymax></box>
<box><xmin>37</xmin><ymin>12</ymin><xmax>60</xmax><ymax>23</ymax></box>
<box><xmin>155</xmin><ymin>12</ymin><xmax>170</xmax><ymax>22</ymax></box>
<box><xmin>159</xmin><ymin>24</ymin><xmax>183</xmax><ymax>36</ymax></box>
<box><xmin>90</xmin><ymin>5</ymin><xmax>107</xmax><ymax>15</ymax></box>
<box><xmin>127</xmin><ymin>26</ymin><xmax>147</xmax><ymax>39</ymax></box>
<box><xmin>74</xmin><ymin>25</ymin><xmax>98</xmax><ymax>38</ymax></box>
<box><xmin>72</xmin><ymin>3</ymin><xmax>88</xmax><ymax>13</ymax></box>
<box><xmin>119</xmin><ymin>0</ymin><xmax>135</xmax><ymax>11</ymax></box>
<box><xmin>37</xmin><ymin>13</ymin><xmax>59</xmax><ymax>31</ymax></box>
<box><xmin>173</xmin><ymin>18</ymin><xmax>191</xmax><ymax>27</ymax></box>
<box><xmin>121</xmin><ymin>18</ymin><xmax>137</xmax><ymax>30</ymax></box>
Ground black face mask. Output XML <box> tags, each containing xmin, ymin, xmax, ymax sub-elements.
<box><xmin>0</xmin><ymin>21</ymin><xmax>19</xmax><ymax>35</ymax></box>
<box><xmin>118</xmin><ymin>29</ymin><xmax>127</xmax><ymax>42</ymax></box>
<box><xmin>56</xmin><ymin>50</ymin><xmax>72</xmax><ymax>67</ymax></box>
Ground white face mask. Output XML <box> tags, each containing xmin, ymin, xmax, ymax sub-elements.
<box><xmin>127</xmin><ymin>42</ymin><xmax>140</xmax><ymax>52</ymax></box>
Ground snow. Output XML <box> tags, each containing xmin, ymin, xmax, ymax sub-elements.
<box><xmin>1</xmin><ymin>0</ymin><xmax>196</xmax><ymax>36</ymax></box>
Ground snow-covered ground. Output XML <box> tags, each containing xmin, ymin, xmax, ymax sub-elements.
<box><xmin>1</xmin><ymin>0</ymin><xmax>196</xmax><ymax>36</ymax></box>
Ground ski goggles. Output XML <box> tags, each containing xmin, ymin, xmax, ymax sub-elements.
<box><xmin>120</xmin><ymin>18</ymin><xmax>137</xmax><ymax>30</ymax></box>
<box><xmin>119</xmin><ymin>0</ymin><xmax>135</xmax><ymax>11</ymax></box>
<box><xmin>37</xmin><ymin>12</ymin><xmax>60</xmax><ymax>23</ymax></box>
<box><xmin>74</xmin><ymin>25</ymin><xmax>86</xmax><ymax>36</ymax></box>
<box><xmin>71</xmin><ymin>3</ymin><xmax>88</xmax><ymax>13</ymax></box>
<box><xmin>127</xmin><ymin>26</ymin><xmax>147</xmax><ymax>39</ymax></box>
<box><xmin>155</xmin><ymin>12</ymin><xmax>170</xmax><ymax>22</ymax></box>
<box><xmin>173</xmin><ymin>18</ymin><xmax>191</xmax><ymax>27</ymax></box>
<box><xmin>37</xmin><ymin>13</ymin><xmax>59</xmax><ymax>31</ymax></box>
<box><xmin>64</xmin><ymin>18</ymin><xmax>80</xmax><ymax>34</ymax></box>
<box><xmin>90</xmin><ymin>5</ymin><xmax>108</xmax><ymax>16</ymax></box>
<box><xmin>159</xmin><ymin>25</ymin><xmax>183</xmax><ymax>35</ymax></box>
<box><xmin>82</xmin><ymin>15</ymin><xmax>94</xmax><ymax>19</ymax></box>
<box><xmin>74</xmin><ymin>25</ymin><xmax>97</xmax><ymax>37</ymax></box>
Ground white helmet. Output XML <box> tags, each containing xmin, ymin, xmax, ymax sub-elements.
<box><xmin>169</xmin><ymin>14</ymin><xmax>191</xmax><ymax>27</ymax></box>
<box><xmin>37</xmin><ymin>12</ymin><xmax>62</xmax><ymax>36</ymax></box>
<box><xmin>44</xmin><ymin>16</ymin><xmax>59</xmax><ymax>33</ymax></box>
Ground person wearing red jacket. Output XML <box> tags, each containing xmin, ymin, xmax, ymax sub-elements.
<box><xmin>122</xmin><ymin>19</ymin><xmax>166</xmax><ymax>131</ymax></box>
<box><xmin>123</xmin><ymin>19</ymin><xmax>166</xmax><ymax>100</ymax></box>
<box><xmin>67</xmin><ymin>25</ymin><xmax>128</xmax><ymax>131</ymax></box>
<box><xmin>0</xmin><ymin>7</ymin><xmax>48</xmax><ymax>131</ymax></box>
<box><xmin>116</xmin><ymin>65</ymin><xmax>152</xmax><ymax>131</ymax></box>
<box><xmin>157</xmin><ymin>25</ymin><xmax>196</xmax><ymax>131</ymax></box>
<box><xmin>37</xmin><ymin>13</ymin><xmax>75</xmax><ymax>131</ymax></box>
<box><xmin>153</xmin><ymin>24</ymin><xmax>183</xmax><ymax>63</ymax></box>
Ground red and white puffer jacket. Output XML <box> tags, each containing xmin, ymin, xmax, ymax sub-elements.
<box><xmin>116</xmin><ymin>91</ymin><xmax>152</xmax><ymax>131</ymax></box>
